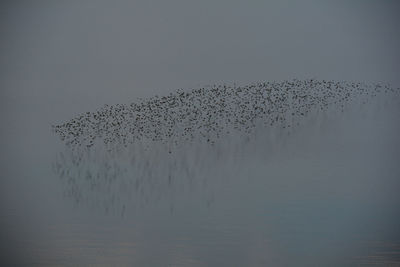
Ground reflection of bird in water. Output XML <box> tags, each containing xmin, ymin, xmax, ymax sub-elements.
<box><xmin>52</xmin><ymin>79</ymin><xmax>397</xmax><ymax>151</ymax></box>
<box><xmin>52</xmin><ymin>142</ymin><xmax>226</xmax><ymax>216</ymax></box>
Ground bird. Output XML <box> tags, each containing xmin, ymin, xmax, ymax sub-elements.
<box><xmin>53</xmin><ymin>79</ymin><xmax>398</xmax><ymax>152</ymax></box>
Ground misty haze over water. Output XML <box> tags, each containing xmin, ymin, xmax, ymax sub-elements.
<box><xmin>1</xmin><ymin>1</ymin><xmax>400</xmax><ymax>266</ymax></box>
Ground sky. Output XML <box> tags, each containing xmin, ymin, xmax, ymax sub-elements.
<box><xmin>0</xmin><ymin>0</ymin><xmax>399</xmax><ymax>162</ymax></box>
<box><xmin>1</xmin><ymin>0</ymin><xmax>399</xmax><ymax>122</ymax></box>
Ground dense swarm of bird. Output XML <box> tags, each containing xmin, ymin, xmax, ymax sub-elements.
<box><xmin>52</xmin><ymin>79</ymin><xmax>400</xmax><ymax>213</ymax></box>
<box><xmin>53</xmin><ymin>79</ymin><xmax>397</xmax><ymax>150</ymax></box>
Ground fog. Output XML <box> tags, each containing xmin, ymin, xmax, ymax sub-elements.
<box><xmin>1</xmin><ymin>1</ymin><xmax>400</xmax><ymax>265</ymax></box>
<box><xmin>1</xmin><ymin>1</ymin><xmax>399</xmax><ymax>117</ymax></box>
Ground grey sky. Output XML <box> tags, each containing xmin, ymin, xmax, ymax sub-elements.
<box><xmin>1</xmin><ymin>0</ymin><xmax>399</xmax><ymax>124</ymax></box>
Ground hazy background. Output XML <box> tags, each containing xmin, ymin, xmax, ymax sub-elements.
<box><xmin>2</xmin><ymin>0</ymin><xmax>399</xmax><ymax>177</ymax></box>
<box><xmin>1</xmin><ymin>0</ymin><xmax>400</xmax><ymax>119</ymax></box>
<box><xmin>1</xmin><ymin>1</ymin><xmax>400</xmax><ymax>265</ymax></box>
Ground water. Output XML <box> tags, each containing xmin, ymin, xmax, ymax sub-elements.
<box><xmin>1</xmin><ymin>89</ymin><xmax>400</xmax><ymax>266</ymax></box>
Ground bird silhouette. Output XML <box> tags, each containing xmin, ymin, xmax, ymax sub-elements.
<box><xmin>52</xmin><ymin>79</ymin><xmax>399</xmax><ymax>151</ymax></box>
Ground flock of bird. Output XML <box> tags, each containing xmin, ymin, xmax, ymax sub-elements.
<box><xmin>53</xmin><ymin>79</ymin><xmax>397</xmax><ymax>150</ymax></box>
<box><xmin>52</xmin><ymin>79</ymin><xmax>399</xmax><ymax>213</ymax></box>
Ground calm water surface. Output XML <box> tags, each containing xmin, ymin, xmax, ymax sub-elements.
<box><xmin>1</xmin><ymin>97</ymin><xmax>400</xmax><ymax>266</ymax></box>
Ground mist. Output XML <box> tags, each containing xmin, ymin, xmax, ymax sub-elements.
<box><xmin>1</xmin><ymin>1</ymin><xmax>400</xmax><ymax>265</ymax></box>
